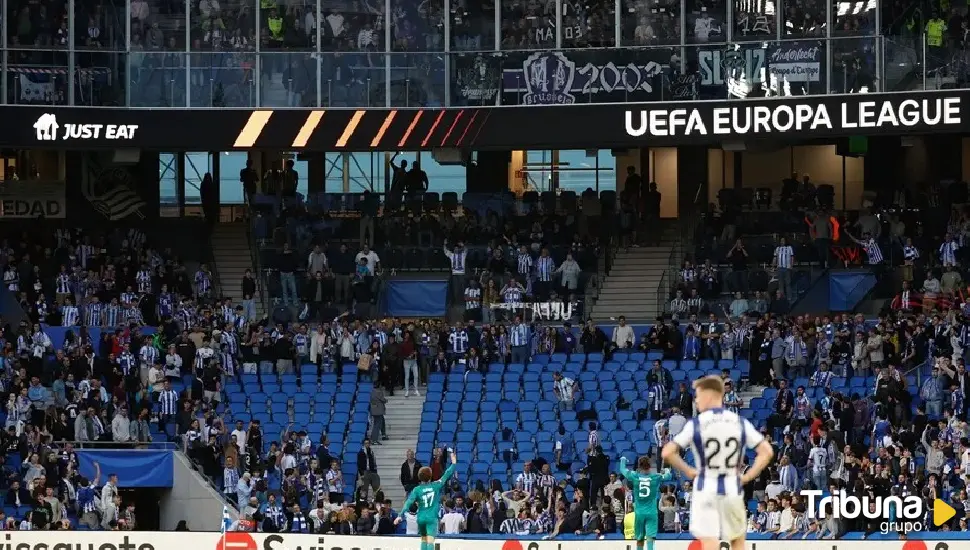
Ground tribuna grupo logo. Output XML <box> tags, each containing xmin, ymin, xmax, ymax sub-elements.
<box><xmin>801</xmin><ymin>490</ymin><xmax>926</xmax><ymax>533</ymax></box>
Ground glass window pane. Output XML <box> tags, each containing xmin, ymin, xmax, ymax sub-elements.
<box><xmin>347</xmin><ymin>152</ymin><xmax>382</xmax><ymax>193</ymax></box>
<box><xmin>557</xmin><ymin>150</ymin><xmax>594</xmax><ymax>193</ymax></box>
<box><xmin>686</xmin><ymin>0</ymin><xmax>726</xmax><ymax>43</ymax></box>
<box><xmin>7</xmin><ymin>2</ymin><xmax>68</xmax><ymax>47</ymax></box>
<box><xmin>74</xmin><ymin>52</ymin><xmax>126</xmax><ymax>106</ymax></box>
<box><xmin>389</xmin><ymin>53</ymin><xmax>446</xmax><ymax>107</ymax></box>
<box><xmin>620</xmin><ymin>0</ymin><xmax>681</xmax><ymax>45</ymax></box>
<box><xmin>258</xmin><ymin>52</ymin><xmax>317</xmax><ymax>106</ymax></box>
<box><xmin>77</xmin><ymin>0</ymin><xmax>126</xmax><ymax>49</ymax></box>
<box><xmin>189</xmin><ymin>0</ymin><xmax>257</xmax><ymax>50</ymax></box>
<box><xmin>392</xmin><ymin>0</ymin><xmax>444</xmax><ymax>51</ymax></box>
<box><xmin>130</xmin><ymin>52</ymin><xmax>188</xmax><ymax>106</ymax></box>
<box><xmin>450</xmin><ymin>52</ymin><xmax>502</xmax><ymax>106</ymax></box>
<box><xmin>189</xmin><ymin>52</ymin><xmax>257</xmax><ymax>107</ymax></box>
<box><xmin>159</xmin><ymin>153</ymin><xmax>179</xmax><ymax>206</ymax></box>
<box><xmin>833</xmin><ymin>0</ymin><xmax>875</xmax><ymax>35</ymax></box>
<box><xmin>733</xmin><ymin>0</ymin><xmax>776</xmax><ymax>39</ymax></box>
<box><xmin>184</xmin><ymin>152</ymin><xmax>214</xmax><ymax>204</ymax></box>
<box><xmin>561</xmin><ymin>0</ymin><xmax>615</xmax><ymax>48</ymax></box>
<box><xmin>419</xmin><ymin>152</ymin><xmax>466</xmax><ymax>195</ymax></box>
<box><xmin>524</xmin><ymin>150</ymin><xmax>554</xmax><ymax>192</ymax></box>
<box><xmin>832</xmin><ymin>36</ymin><xmax>876</xmax><ymax>93</ymax></box>
<box><xmin>500</xmin><ymin>0</ymin><xmax>555</xmax><ymax>49</ymax></box>
<box><xmin>6</xmin><ymin>50</ymin><xmax>69</xmax><ymax>105</ymax></box>
<box><xmin>320</xmin><ymin>0</ymin><xmax>384</xmax><ymax>51</ymax></box>
<box><xmin>320</xmin><ymin>53</ymin><xmax>384</xmax><ymax>107</ymax></box>
<box><xmin>133</xmin><ymin>0</ymin><xmax>187</xmax><ymax>49</ymax></box>
<box><xmin>324</xmin><ymin>154</ymin><xmax>344</xmax><ymax>192</ymax></box>
<box><xmin>261</xmin><ymin>1</ymin><xmax>315</xmax><ymax>49</ymax></box>
<box><xmin>783</xmin><ymin>0</ymin><xmax>824</xmax><ymax>37</ymax></box>
<box><xmin>219</xmin><ymin>152</ymin><xmax>249</xmax><ymax>204</ymax></box>
<box><xmin>451</xmin><ymin>0</ymin><xmax>496</xmax><ymax>51</ymax></box>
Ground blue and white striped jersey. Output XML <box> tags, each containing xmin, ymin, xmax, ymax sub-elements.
<box><xmin>671</xmin><ymin>408</ymin><xmax>764</xmax><ymax>496</ymax></box>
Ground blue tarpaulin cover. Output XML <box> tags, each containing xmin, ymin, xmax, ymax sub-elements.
<box><xmin>77</xmin><ymin>450</ymin><xmax>174</xmax><ymax>487</ymax></box>
<box><xmin>829</xmin><ymin>270</ymin><xmax>877</xmax><ymax>311</ymax></box>
<box><xmin>385</xmin><ymin>280</ymin><xmax>448</xmax><ymax>317</ymax></box>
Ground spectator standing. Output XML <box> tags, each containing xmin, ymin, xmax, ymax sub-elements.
<box><xmin>809</xmin><ymin>211</ymin><xmax>834</xmax><ymax>268</ymax></box>
<box><xmin>552</xmin><ymin>371</ymin><xmax>577</xmax><ymax>410</ymax></box>
<box><xmin>241</xmin><ymin>270</ymin><xmax>258</xmax><ymax>321</ymax></box>
<box><xmin>278</xmin><ymin>243</ymin><xmax>299</xmax><ymax>306</ymax></box>
<box><xmin>400</xmin><ymin>449</ymin><xmax>421</xmax><ymax>494</ymax></box>
<box><xmin>773</xmin><ymin>237</ymin><xmax>795</xmax><ymax>300</ymax></box>
<box><xmin>443</xmin><ymin>240</ymin><xmax>468</xmax><ymax>306</ymax></box>
<box><xmin>370</xmin><ymin>386</ymin><xmax>388</xmax><ymax>442</ymax></box>
<box><xmin>509</xmin><ymin>316</ymin><xmax>530</xmax><ymax>364</ymax></box>
<box><xmin>331</xmin><ymin>244</ymin><xmax>356</xmax><ymax>306</ymax></box>
<box><xmin>357</xmin><ymin>439</ymin><xmax>380</xmax><ymax>498</ymax></box>
<box><xmin>360</xmin><ymin>191</ymin><xmax>379</xmax><ymax>246</ymax></box>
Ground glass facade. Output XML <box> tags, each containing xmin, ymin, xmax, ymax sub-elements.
<box><xmin>3</xmin><ymin>0</ymin><xmax>937</xmax><ymax>108</ymax></box>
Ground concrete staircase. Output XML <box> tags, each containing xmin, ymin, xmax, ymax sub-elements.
<box><xmin>211</xmin><ymin>222</ymin><xmax>263</xmax><ymax>318</ymax></box>
<box><xmin>591</xmin><ymin>246</ymin><xmax>673</xmax><ymax>321</ymax></box>
<box><xmin>370</xmin><ymin>392</ymin><xmax>424</xmax><ymax>508</ymax></box>
<box><xmin>261</xmin><ymin>72</ymin><xmax>289</xmax><ymax>106</ymax></box>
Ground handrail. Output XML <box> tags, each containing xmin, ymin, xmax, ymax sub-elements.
<box><xmin>246</xmin><ymin>212</ymin><xmax>270</xmax><ymax>314</ymax></box>
<box><xmin>656</xmin><ymin>268</ymin><xmax>669</xmax><ymax>316</ymax></box>
<box><xmin>47</xmin><ymin>441</ymin><xmax>178</xmax><ymax>449</ymax></box>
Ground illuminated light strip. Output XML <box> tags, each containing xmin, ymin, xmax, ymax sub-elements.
<box><xmin>370</xmin><ymin>111</ymin><xmax>398</xmax><ymax>147</ymax></box>
<box><xmin>398</xmin><ymin>111</ymin><xmax>424</xmax><ymax>147</ymax></box>
<box><xmin>291</xmin><ymin>111</ymin><xmax>325</xmax><ymax>148</ymax></box>
<box><xmin>335</xmin><ymin>110</ymin><xmax>366</xmax><ymax>148</ymax></box>
<box><xmin>421</xmin><ymin>111</ymin><xmax>447</xmax><ymax>147</ymax></box>
<box><xmin>233</xmin><ymin>111</ymin><xmax>273</xmax><ymax>148</ymax></box>
<box><xmin>455</xmin><ymin>110</ymin><xmax>481</xmax><ymax>146</ymax></box>
<box><xmin>440</xmin><ymin>110</ymin><xmax>465</xmax><ymax>146</ymax></box>
<box><xmin>469</xmin><ymin>109</ymin><xmax>492</xmax><ymax>145</ymax></box>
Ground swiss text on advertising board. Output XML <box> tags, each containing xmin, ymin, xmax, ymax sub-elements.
<box><xmin>0</xmin><ymin>531</ymin><xmax>964</xmax><ymax>550</ymax></box>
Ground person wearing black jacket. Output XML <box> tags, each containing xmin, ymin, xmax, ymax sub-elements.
<box><xmin>302</xmin><ymin>271</ymin><xmax>334</xmax><ymax>321</ymax></box>
<box><xmin>400</xmin><ymin>449</ymin><xmax>421</xmax><ymax>494</ymax></box>
<box><xmin>356</xmin><ymin>439</ymin><xmax>380</xmax><ymax>498</ymax></box>
<box><xmin>277</xmin><ymin>243</ymin><xmax>299</xmax><ymax>307</ymax></box>
<box><xmin>329</xmin><ymin>244</ymin><xmax>355</xmax><ymax>306</ymax></box>
<box><xmin>579</xmin><ymin>320</ymin><xmax>608</xmax><ymax>356</ymax></box>
<box><xmin>241</xmin><ymin>270</ymin><xmax>258</xmax><ymax>320</ymax></box>
<box><xmin>316</xmin><ymin>435</ymin><xmax>332</xmax><ymax>468</ymax></box>
<box><xmin>583</xmin><ymin>446</ymin><xmax>609</xmax><ymax>509</ymax></box>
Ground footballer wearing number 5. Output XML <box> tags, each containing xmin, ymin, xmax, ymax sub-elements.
<box><xmin>618</xmin><ymin>455</ymin><xmax>672</xmax><ymax>550</ymax></box>
<box><xmin>661</xmin><ymin>376</ymin><xmax>774</xmax><ymax>550</ymax></box>
<box><xmin>395</xmin><ymin>448</ymin><xmax>457</xmax><ymax>550</ymax></box>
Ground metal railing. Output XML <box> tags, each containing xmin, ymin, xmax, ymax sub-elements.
<box><xmin>247</xmin><ymin>213</ymin><xmax>271</xmax><ymax>314</ymax></box>
<box><xmin>9</xmin><ymin>33</ymin><xmax>970</xmax><ymax>108</ymax></box>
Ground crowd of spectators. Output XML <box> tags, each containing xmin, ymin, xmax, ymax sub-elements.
<box><xmin>0</xmin><ymin>223</ymin><xmax>214</xmax><ymax>530</ymax></box>
<box><xmin>622</xmin><ymin>0</ymin><xmax>681</xmax><ymax>45</ymax></box>
<box><xmin>662</xmin><ymin>176</ymin><xmax>959</xmax><ymax>320</ymax></box>
<box><xmin>253</xmin><ymin>188</ymin><xmax>607</xmax><ymax>321</ymax></box>
<box><xmin>3</xmin><ymin>179</ymin><xmax>970</xmax><ymax>538</ymax></box>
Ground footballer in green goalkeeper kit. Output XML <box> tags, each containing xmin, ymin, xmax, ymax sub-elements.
<box><xmin>396</xmin><ymin>448</ymin><xmax>457</xmax><ymax>549</ymax></box>
<box><xmin>619</xmin><ymin>455</ymin><xmax>672</xmax><ymax>550</ymax></box>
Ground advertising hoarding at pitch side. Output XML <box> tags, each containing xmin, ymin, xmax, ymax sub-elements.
<box><xmin>0</xmin><ymin>530</ymin><xmax>964</xmax><ymax>550</ymax></box>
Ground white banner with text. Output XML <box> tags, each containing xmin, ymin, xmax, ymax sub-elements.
<box><xmin>0</xmin><ymin>531</ymin><xmax>962</xmax><ymax>550</ymax></box>
<box><xmin>0</xmin><ymin>180</ymin><xmax>66</xmax><ymax>218</ymax></box>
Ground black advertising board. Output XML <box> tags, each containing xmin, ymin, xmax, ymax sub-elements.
<box><xmin>4</xmin><ymin>90</ymin><xmax>970</xmax><ymax>151</ymax></box>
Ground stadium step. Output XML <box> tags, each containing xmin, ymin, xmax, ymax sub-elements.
<box><xmin>211</xmin><ymin>221</ymin><xmax>263</xmax><ymax>318</ymax></box>
<box><xmin>591</xmin><ymin>246</ymin><xmax>671</xmax><ymax>321</ymax></box>
<box><xmin>370</xmin><ymin>392</ymin><xmax>425</xmax><ymax>507</ymax></box>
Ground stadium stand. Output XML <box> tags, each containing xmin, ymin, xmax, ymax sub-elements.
<box><xmin>2</xmin><ymin>181</ymin><xmax>970</xmax><ymax>537</ymax></box>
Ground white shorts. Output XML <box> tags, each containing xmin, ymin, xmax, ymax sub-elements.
<box><xmin>689</xmin><ymin>492</ymin><xmax>747</xmax><ymax>542</ymax></box>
